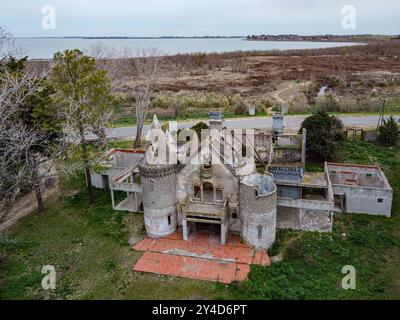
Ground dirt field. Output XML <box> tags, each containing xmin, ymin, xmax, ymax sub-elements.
<box><xmin>29</xmin><ymin>41</ymin><xmax>400</xmax><ymax>117</ymax></box>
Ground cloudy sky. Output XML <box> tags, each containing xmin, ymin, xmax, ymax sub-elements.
<box><xmin>1</xmin><ymin>0</ymin><xmax>399</xmax><ymax>37</ymax></box>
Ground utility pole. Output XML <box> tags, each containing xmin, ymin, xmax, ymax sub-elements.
<box><xmin>377</xmin><ymin>98</ymin><xmax>386</xmax><ymax>131</ymax></box>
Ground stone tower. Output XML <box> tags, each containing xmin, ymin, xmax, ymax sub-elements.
<box><xmin>272</xmin><ymin>112</ymin><xmax>284</xmax><ymax>136</ymax></box>
<box><xmin>209</xmin><ymin>111</ymin><xmax>224</xmax><ymax>131</ymax></box>
<box><xmin>139</xmin><ymin>162</ymin><xmax>177</xmax><ymax>238</ymax></box>
<box><xmin>239</xmin><ymin>172</ymin><xmax>277</xmax><ymax>249</ymax></box>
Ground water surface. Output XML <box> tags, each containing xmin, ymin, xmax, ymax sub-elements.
<box><xmin>15</xmin><ymin>37</ymin><xmax>361</xmax><ymax>59</ymax></box>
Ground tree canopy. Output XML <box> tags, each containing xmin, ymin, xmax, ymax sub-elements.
<box><xmin>378</xmin><ymin>116</ymin><xmax>400</xmax><ymax>147</ymax></box>
<box><xmin>51</xmin><ymin>49</ymin><xmax>114</xmax><ymax>205</ymax></box>
<box><xmin>299</xmin><ymin>111</ymin><xmax>344</xmax><ymax>161</ymax></box>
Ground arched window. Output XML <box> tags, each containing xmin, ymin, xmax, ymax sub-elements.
<box><xmin>193</xmin><ymin>185</ymin><xmax>201</xmax><ymax>200</ymax></box>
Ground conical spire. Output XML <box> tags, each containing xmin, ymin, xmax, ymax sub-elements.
<box><xmin>151</xmin><ymin>114</ymin><xmax>161</xmax><ymax>130</ymax></box>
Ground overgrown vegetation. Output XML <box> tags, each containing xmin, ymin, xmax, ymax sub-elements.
<box><xmin>300</xmin><ymin>111</ymin><xmax>345</xmax><ymax>160</ymax></box>
<box><xmin>1</xmin><ymin>140</ymin><xmax>399</xmax><ymax>300</ymax></box>
<box><xmin>0</xmin><ymin>175</ymin><xmax>221</xmax><ymax>299</ymax></box>
<box><xmin>221</xmin><ymin>140</ymin><xmax>400</xmax><ymax>299</ymax></box>
<box><xmin>378</xmin><ymin>116</ymin><xmax>400</xmax><ymax>146</ymax></box>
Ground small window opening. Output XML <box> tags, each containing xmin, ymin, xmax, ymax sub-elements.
<box><xmin>257</xmin><ymin>225</ymin><xmax>263</xmax><ymax>240</ymax></box>
<box><xmin>215</xmin><ymin>188</ymin><xmax>223</xmax><ymax>202</ymax></box>
<box><xmin>168</xmin><ymin>214</ymin><xmax>171</xmax><ymax>225</ymax></box>
<box><xmin>232</xmin><ymin>210</ymin><xmax>238</xmax><ymax>219</ymax></box>
<box><xmin>378</xmin><ymin>198</ymin><xmax>384</xmax><ymax>203</ymax></box>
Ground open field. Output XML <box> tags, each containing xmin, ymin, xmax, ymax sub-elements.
<box><xmin>1</xmin><ymin>140</ymin><xmax>399</xmax><ymax>300</ymax></box>
<box><xmin>29</xmin><ymin>41</ymin><xmax>400</xmax><ymax>123</ymax></box>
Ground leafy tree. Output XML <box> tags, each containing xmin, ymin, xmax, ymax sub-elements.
<box><xmin>299</xmin><ymin>111</ymin><xmax>344</xmax><ymax>161</ymax></box>
<box><xmin>378</xmin><ymin>116</ymin><xmax>400</xmax><ymax>146</ymax></box>
<box><xmin>51</xmin><ymin>49</ymin><xmax>114</xmax><ymax>205</ymax></box>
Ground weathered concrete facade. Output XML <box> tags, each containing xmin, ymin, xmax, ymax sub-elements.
<box><xmin>240</xmin><ymin>173</ymin><xmax>277</xmax><ymax>249</ymax></box>
<box><xmin>326</xmin><ymin>163</ymin><xmax>393</xmax><ymax>217</ymax></box>
<box><xmin>89</xmin><ymin>113</ymin><xmax>394</xmax><ymax>251</ymax></box>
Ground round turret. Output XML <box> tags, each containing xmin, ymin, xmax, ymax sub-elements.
<box><xmin>239</xmin><ymin>172</ymin><xmax>277</xmax><ymax>249</ymax></box>
<box><xmin>139</xmin><ymin>161</ymin><xmax>177</xmax><ymax>238</ymax></box>
<box><xmin>273</xmin><ymin>112</ymin><xmax>284</xmax><ymax>136</ymax></box>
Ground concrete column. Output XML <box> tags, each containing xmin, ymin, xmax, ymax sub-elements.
<box><xmin>111</xmin><ymin>189</ymin><xmax>115</xmax><ymax>209</ymax></box>
<box><xmin>221</xmin><ymin>221</ymin><xmax>228</xmax><ymax>245</ymax></box>
<box><xmin>182</xmin><ymin>218</ymin><xmax>189</xmax><ymax>241</ymax></box>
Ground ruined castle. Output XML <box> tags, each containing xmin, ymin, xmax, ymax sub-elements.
<box><xmin>90</xmin><ymin>113</ymin><xmax>393</xmax><ymax>250</ymax></box>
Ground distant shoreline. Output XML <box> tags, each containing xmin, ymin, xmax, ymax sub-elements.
<box><xmin>15</xmin><ymin>36</ymin><xmax>246</xmax><ymax>40</ymax></box>
<box><xmin>15</xmin><ymin>34</ymin><xmax>398</xmax><ymax>42</ymax></box>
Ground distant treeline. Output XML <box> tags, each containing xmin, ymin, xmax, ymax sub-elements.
<box><xmin>247</xmin><ymin>34</ymin><xmax>399</xmax><ymax>42</ymax></box>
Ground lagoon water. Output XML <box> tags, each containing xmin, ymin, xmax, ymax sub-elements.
<box><xmin>15</xmin><ymin>37</ymin><xmax>360</xmax><ymax>59</ymax></box>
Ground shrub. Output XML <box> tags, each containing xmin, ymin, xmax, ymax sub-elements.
<box><xmin>150</xmin><ymin>94</ymin><xmax>174</xmax><ymax>109</ymax></box>
<box><xmin>300</xmin><ymin>111</ymin><xmax>345</xmax><ymax>160</ymax></box>
<box><xmin>190</xmin><ymin>122</ymin><xmax>209</xmax><ymax>138</ymax></box>
<box><xmin>255</xmin><ymin>98</ymin><xmax>275</xmax><ymax>113</ymax></box>
<box><xmin>315</xmin><ymin>93</ymin><xmax>341</xmax><ymax>112</ymax></box>
<box><xmin>378</xmin><ymin>116</ymin><xmax>400</xmax><ymax>146</ymax></box>
<box><xmin>288</xmin><ymin>95</ymin><xmax>310</xmax><ymax>113</ymax></box>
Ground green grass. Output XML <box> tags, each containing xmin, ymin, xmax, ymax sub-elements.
<box><xmin>219</xmin><ymin>141</ymin><xmax>400</xmax><ymax>299</ymax></box>
<box><xmin>1</xmin><ymin>141</ymin><xmax>399</xmax><ymax>299</ymax></box>
<box><xmin>0</xmin><ymin>179</ymin><xmax>225</xmax><ymax>300</ymax></box>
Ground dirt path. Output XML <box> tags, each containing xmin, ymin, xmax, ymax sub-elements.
<box><xmin>0</xmin><ymin>181</ymin><xmax>59</xmax><ymax>232</ymax></box>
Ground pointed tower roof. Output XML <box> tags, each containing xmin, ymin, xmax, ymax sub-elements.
<box><xmin>151</xmin><ymin>114</ymin><xmax>161</xmax><ymax>130</ymax></box>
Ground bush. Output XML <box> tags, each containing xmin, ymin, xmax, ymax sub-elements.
<box><xmin>315</xmin><ymin>93</ymin><xmax>341</xmax><ymax>112</ymax></box>
<box><xmin>378</xmin><ymin>116</ymin><xmax>400</xmax><ymax>146</ymax></box>
<box><xmin>288</xmin><ymin>95</ymin><xmax>310</xmax><ymax>113</ymax></box>
<box><xmin>255</xmin><ymin>98</ymin><xmax>274</xmax><ymax>113</ymax></box>
<box><xmin>150</xmin><ymin>94</ymin><xmax>174</xmax><ymax>109</ymax></box>
<box><xmin>300</xmin><ymin>111</ymin><xmax>345</xmax><ymax>160</ymax></box>
<box><xmin>180</xmin><ymin>93</ymin><xmax>230</xmax><ymax>111</ymax></box>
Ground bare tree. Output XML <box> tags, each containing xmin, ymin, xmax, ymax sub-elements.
<box><xmin>86</xmin><ymin>41</ymin><xmax>132</xmax><ymax>89</ymax></box>
<box><xmin>0</xmin><ymin>26</ymin><xmax>22</xmax><ymax>62</ymax></box>
<box><xmin>0</xmin><ymin>70</ymin><xmax>41</xmax><ymax>220</ymax></box>
<box><xmin>133</xmin><ymin>49</ymin><xmax>160</xmax><ymax>148</ymax></box>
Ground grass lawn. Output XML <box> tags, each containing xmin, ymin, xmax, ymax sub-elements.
<box><xmin>221</xmin><ymin>141</ymin><xmax>400</xmax><ymax>299</ymax></box>
<box><xmin>0</xmin><ymin>177</ymin><xmax>226</xmax><ymax>300</ymax></box>
<box><xmin>1</xmin><ymin>140</ymin><xmax>399</xmax><ymax>299</ymax></box>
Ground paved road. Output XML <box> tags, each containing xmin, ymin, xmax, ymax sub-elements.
<box><xmin>88</xmin><ymin>115</ymin><xmax>400</xmax><ymax>141</ymax></box>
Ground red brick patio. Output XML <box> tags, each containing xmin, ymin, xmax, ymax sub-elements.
<box><xmin>132</xmin><ymin>230</ymin><xmax>270</xmax><ymax>284</ymax></box>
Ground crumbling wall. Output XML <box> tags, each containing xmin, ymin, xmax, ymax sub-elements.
<box><xmin>332</xmin><ymin>185</ymin><xmax>393</xmax><ymax>217</ymax></box>
<box><xmin>277</xmin><ymin>206</ymin><xmax>332</xmax><ymax>232</ymax></box>
<box><xmin>176</xmin><ymin>163</ymin><xmax>240</xmax><ymax>231</ymax></box>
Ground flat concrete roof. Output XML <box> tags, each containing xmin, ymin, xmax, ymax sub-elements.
<box><xmin>326</xmin><ymin>162</ymin><xmax>392</xmax><ymax>190</ymax></box>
